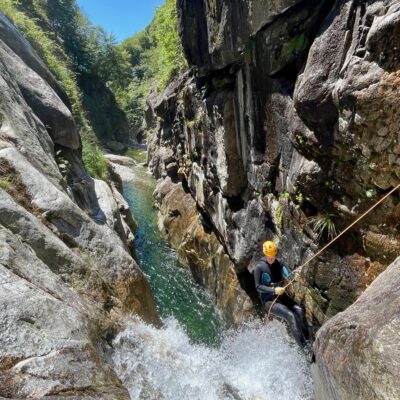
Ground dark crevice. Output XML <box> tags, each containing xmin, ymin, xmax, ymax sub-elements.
<box><xmin>225</xmin><ymin>194</ymin><xmax>245</xmax><ymax>212</ymax></box>
<box><xmin>237</xmin><ymin>269</ymin><xmax>264</xmax><ymax>316</ymax></box>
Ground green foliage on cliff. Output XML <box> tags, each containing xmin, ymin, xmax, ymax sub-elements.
<box><xmin>152</xmin><ymin>0</ymin><xmax>187</xmax><ymax>88</ymax></box>
<box><xmin>112</xmin><ymin>0</ymin><xmax>187</xmax><ymax>133</ymax></box>
<box><xmin>0</xmin><ymin>0</ymin><xmax>86</xmax><ymax>128</ymax></box>
<box><xmin>0</xmin><ymin>0</ymin><xmax>119</xmax><ymax>177</ymax></box>
<box><xmin>0</xmin><ymin>176</ymin><xmax>10</xmax><ymax>190</ymax></box>
<box><xmin>310</xmin><ymin>213</ymin><xmax>338</xmax><ymax>241</ymax></box>
<box><xmin>81</xmin><ymin>137</ymin><xmax>108</xmax><ymax>180</ymax></box>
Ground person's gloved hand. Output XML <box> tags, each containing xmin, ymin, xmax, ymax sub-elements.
<box><xmin>293</xmin><ymin>272</ymin><xmax>301</xmax><ymax>282</ymax></box>
<box><xmin>274</xmin><ymin>287</ymin><xmax>285</xmax><ymax>296</ymax></box>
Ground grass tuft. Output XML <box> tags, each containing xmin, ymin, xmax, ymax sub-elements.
<box><xmin>309</xmin><ymin>213</ymin><xmax>338</xmax><ymax>241</ymax></box>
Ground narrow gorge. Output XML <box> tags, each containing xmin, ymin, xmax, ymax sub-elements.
<box><xmin>0</xmin><ymin>0</ymin><xmax>399</xmax><ymax>399</ymax></box>
<box><xmin>147</xmin><ymin>0</ymin><xmax>400</xmax><ymax>398</ymax></box>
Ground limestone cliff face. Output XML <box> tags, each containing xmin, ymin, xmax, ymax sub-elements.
<box><xmin>0</xmin><ymin>15</ymin><xmax>158</xmax><ymax>398</ymax></box>
<box><xmin>148</xmin><ymin>0</ymin><xmax>400</xmax><ymax>396</ymax></box>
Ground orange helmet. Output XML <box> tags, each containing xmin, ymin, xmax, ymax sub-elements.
<box><xmin>263</xmin><ymin>241</ymin><xmax>277</xmax><ymax>257</ymax></box>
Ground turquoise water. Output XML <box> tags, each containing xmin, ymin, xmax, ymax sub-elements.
<box><xmin>123</xmin><ymin>166</ymin><xmax>224</xmax><ymax>346</ymax></box>
<box><xmin>114</xmin><ymin>163</ymin><xmax>314</xmax><ymax>399</ymax></box>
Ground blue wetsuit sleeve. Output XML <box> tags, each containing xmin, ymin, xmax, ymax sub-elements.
<box><xmin>282</xmin><ymin>265</ymin><xmax>289</xmax><ymax>278</ymax></box>
<box><xmin>254</xmin><ymin>265</ymin><xmax>275</xmax><ymax>296</ymax></box>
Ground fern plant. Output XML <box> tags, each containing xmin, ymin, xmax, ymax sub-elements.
<box><xmin>309</xmin><ymin>213</ymin><xmax>338</xmax><ymax>241</ymax></box>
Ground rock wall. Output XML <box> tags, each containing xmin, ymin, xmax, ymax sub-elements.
<box><xmin>0</xmin><ymin>15</ymin><xmax>158</xmax><ymax>398</ymax></box>
<box><xmin>314</xmin><ymin>255</ymin><xmax>400</xmax><ymax>400</ymax></box>
<box><xmin>148</xmin><ymin>0</ymin><xmax>400</xmax><ymax>396</ymax></box>
<box><xmin>154</xmin><ymin>177</ymin><xmax>255</xmax><ymax>325</ymax></box>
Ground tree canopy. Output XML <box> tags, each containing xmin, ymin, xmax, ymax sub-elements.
<box><xmin>0</xmin><ymin>0</ymin><xmax>187</xmax><ymax>150</ymax></box>
<box><xmin>113</xmin><ymin>0</ymin><xmax>187</xmax><ymax>134</ymax></box>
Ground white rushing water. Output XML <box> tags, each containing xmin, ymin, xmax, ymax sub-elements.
<box><xmin>111</xmin><ymin>317</ymin><xmax>314</xmax><ymax>400</ymax></box>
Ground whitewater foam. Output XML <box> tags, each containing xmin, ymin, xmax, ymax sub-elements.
<box><xmin>111</xmin><ymin>317</ymin><xmax>314</xmax><ymax>400</ymax></box>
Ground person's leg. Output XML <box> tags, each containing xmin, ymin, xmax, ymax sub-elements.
<box><xmin>292</xmin><ymin>305</ymin><xmax>309</xmax><ymax>341</ymax></box>
<box><xmin>265</xmin><ymin>301</ymin><xmax>304</xmax><ymax>347</ymax></box>
<box><xmin>279</xmin><ymin>294</ymin><xmax>309</xmax><ymax>344</ymax></box>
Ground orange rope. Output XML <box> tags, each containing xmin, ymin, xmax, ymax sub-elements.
<box><xmin>265</xmin><ymin>183</ymin><xmax>400</xmax><ymax>323</ymax></box>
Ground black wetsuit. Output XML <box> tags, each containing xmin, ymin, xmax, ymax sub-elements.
<box><xmin>254</xmin><ymin>257</ymin><xmax>309</xmax><ymax>347</ymax></box>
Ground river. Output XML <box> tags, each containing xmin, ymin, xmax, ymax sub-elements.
<box><xmin>111</xmin><ymin>160</ymin><xmax>314</xmax><ymax>400</ymax></box>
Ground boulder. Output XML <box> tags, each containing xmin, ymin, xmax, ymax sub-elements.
<box><xmin>0</xmin><ymin>227</ymin><xmax>130</xmax><ymax>399</ymax></box>
<box><xmin>105</xmin><ymin>153</ymin><xmax>137</xmax><ymax>167</ymax></box>
<box><xmin>314</xmin><ymin>256</ymin><xmax>400</xmax><ymax>400</ymax></box>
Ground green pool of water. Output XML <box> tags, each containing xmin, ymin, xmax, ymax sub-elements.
<box><xmin>123</xmin><ymin>166</ymin><xmax>224</xmax><ymax>346</ymax></box>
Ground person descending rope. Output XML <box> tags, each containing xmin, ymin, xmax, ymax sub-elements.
<box><xmin>254</xmin><ymin>241</ymin><xmax>312</xmax><ymax>359</ymax></box>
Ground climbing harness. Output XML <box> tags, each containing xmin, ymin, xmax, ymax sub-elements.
<box><xmin>265</xmin><ymin>183</ymin><xmax>400</xmax><ymax>322</ymax></box>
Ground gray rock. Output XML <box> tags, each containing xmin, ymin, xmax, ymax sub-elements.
<box><xmin>105</xmin><ymin>153</ymin><xmax>137</xmax><ymax>166</ymax></box>
<box><xmin>0</xmin><ymin>227</ymin><xmax>130</xmax><ymax>399</ymax></box>
<box><xmin>314</xmin><ymin>256</ymin><xmax>400</xmax><ymax>400</ymax></box>
<box><xmin>0</xmin><ymin>52</ymin><xmax>62</xmax><ymax>186</ymax></box>
<box><xmin>0</xmin><ymin>189</ymin><xmax>83</xmax><ymax>277</ymax></box>
<box><xmin>254</xmin><ymin>0</ymin><xmax>331</xmax><ymax>76</ymax></box>
<box><xmin>0</xmin><ymin>145</ymin><xmax>158</xmax><ymax>321</ymax></box>
<box><xmin>0</xmin><ymin>14</ymin><xmax>71</xmax><ymax>107</ymax></box>
<box><xmin>93</xmin><ymin>178</ymin><xmax>131</xmax><ymax>246</ymax></box>
<box><xmin>0</xmin><ymin>16</ymin><xmax>160</xmax><ymax>397</ymax></box>
<box><xmin>178</xmin><ymin>0</ymin><xmax>320</xmax><ymax>73</ymax></box>
<box><xmin>294</xmin><ymin>0</ymin><xmax>353</xmax><ymax>132</ymax></box>
<box><xmin>0</xmin><ymin>40</ymin><xmax>79</xmax><ymax>149</ymax></box>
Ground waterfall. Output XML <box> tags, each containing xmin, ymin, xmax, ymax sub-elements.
<box><xmin>114</xmin><ymin>162</ymin><xmax>314</xmax><ymax>399</ymax></box>
<box><xmin>111</xmin><ymin>317</ymin><xmax>314</xmax><ymax>400</ymax></box>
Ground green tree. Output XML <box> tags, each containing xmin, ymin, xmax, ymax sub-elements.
<box><xmin>0</xmin><ymin>0</ymin><xmax>114</xmax><ymax>177</ymax></box>
<box><xmin>112</xmin><ymin>0</ymin><xmax>187</xmax><ymax>134</ymax></box>
<box><xmin>152</xmin><ymin>0</ymin><xmax>186</xmax><ymax>88</ymax></box>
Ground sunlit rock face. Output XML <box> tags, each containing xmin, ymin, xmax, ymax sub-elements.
<box><xmin>314</xmin><ymin>256</ymin><xmax>400</xmax><ymax>400</ymax></box>
<box><xmin>0</xmin><ymin>15</ymin><xmax>158</xmax><ymax>398</ymax></box>
<box><xmin>154</xmin><ymin>177</ymin><xmax>255</xmax><ymax>325</ymax></box>
<box><xmin>149</xmin><ymin>0</ymin><xmax>400</xmax><ymax>362</ymax></box>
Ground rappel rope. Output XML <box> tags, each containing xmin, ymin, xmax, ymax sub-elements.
<box><xmin>266</xmin><ymin>183</ymin><xmax>400</xmax><ymax>322</ymax></box>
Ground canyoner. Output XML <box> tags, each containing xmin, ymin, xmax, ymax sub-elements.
<box><xmin>259</xmin><ymin>183</ymin><xmax>400</xmax><ymax>362</ymax></box>
<box><xmin>254</xmin><ymin>241</ymin><xmax>313</xmax><ymax>360</ymax></box>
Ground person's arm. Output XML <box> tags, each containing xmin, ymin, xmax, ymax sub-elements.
<box><xmin>281</xmin><ymin>261</ymin><xmax>300</xmax><ymax>281</ymax></box>
<box><xmin>254</xmin><ymin>265</ymin><xmax>275</xmax><ymax>296</ymax></box>
<box><xmin>281</xmin><ymin>264</ymin><xmax>290</xmax><ymax>279</ymax></box>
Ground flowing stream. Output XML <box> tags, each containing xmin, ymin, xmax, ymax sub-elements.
<box><xmin>111</xmin><ymin>161</ymin><xmax>314</xmax><ymax>400</ymax></box>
